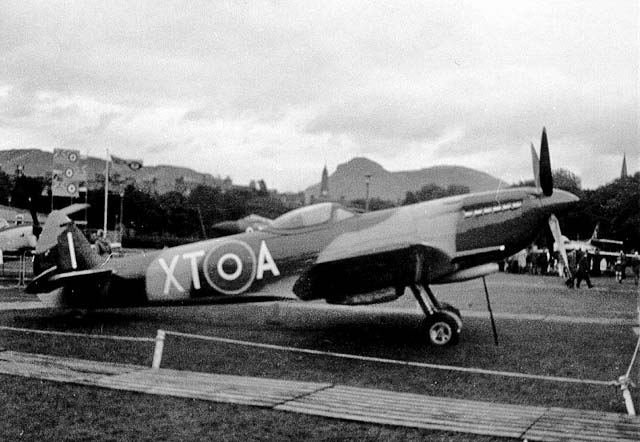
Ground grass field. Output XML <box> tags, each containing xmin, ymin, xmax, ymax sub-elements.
<box><xmin>0</xmin><ymin>272</ymin><xmax>638</xmax><ymax>441</ymax></box>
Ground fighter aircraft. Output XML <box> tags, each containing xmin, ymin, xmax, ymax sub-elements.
<box><xmin>556</xmin><ymin>222</ymin><xmax>624</xmax><ymax>258</ymax></box>
<box><xmin>210</xmin><ymin>214</ymin><xmax>273</xmax><ymax>236</ymax></box>
<box><xmin>27</xmin><ymin>128</ymin><xmax>578</xmax><ymax>346</ymax></box>
<box><xmin>0</xmin><ymin>206</ymin><xmax>41</xmax><ymax>254</ymax></box>
<box><xmin>559</xmin><ymin>222</ymin><xmax>621</xmax><ymax>253</ymax></box>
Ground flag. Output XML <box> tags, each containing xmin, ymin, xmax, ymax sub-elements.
<box><xmin>52</xmin><ymin>148</ymin><xmax>81</xmax><ymax>197</ymax></box>
<box><xmin>111</xmin><ymin>155</ymin><xmax>143</xmax><ymax>171</ymax></box>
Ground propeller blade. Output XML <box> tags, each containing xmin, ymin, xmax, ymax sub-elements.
<box><xmin>482</xmin><ymin>277</ymin><xmax>499</xmax><ymax>346</ymax></box>
<box><xmin>548</xmin><ymin>214</ymin><xmax>572</xmax><ymax>279</ymax></box>
<box><xmin>531</xmin><ymin>142</ymin><xmax>540</xmax><ymax>189</ymax></box>
<box><xmin>539</xmin><ymin>127</ymin><xmax>553</xmax><ymax>196</ymax></box>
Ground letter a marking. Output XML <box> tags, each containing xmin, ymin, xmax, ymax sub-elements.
<box><xmin>257</xmin><ymin>241</ymin><xmax>280</xmax><ymax>279</ymax></box>
<box><xmin>159</xmin><ymin>255</ymin><xmax>184</xmax><ymax>294</ymax></box>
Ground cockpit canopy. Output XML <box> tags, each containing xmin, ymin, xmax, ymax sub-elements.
<box><xmin>271</xmin><ymin>202</ymin><xmax>356</xmax><ymax>230</ymax></box>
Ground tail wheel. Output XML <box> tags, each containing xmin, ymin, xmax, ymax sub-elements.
<box><xmin>423</xmin><ymin>311</ymin><xmax>461</xmax><ymax>346</ymax></box>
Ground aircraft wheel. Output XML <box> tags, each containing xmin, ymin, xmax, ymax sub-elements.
<box><xmin>424</xmin><ymin>311</ymin><xmax>461</xmax><ymax>346</ymax></box>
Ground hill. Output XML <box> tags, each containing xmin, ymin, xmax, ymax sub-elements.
<box><xmin>305</xmin><ymin>157</ymin><xmax>506</xmax><ymax>202</ymax></box>
<box><xmin>0</xmin><ymin>149</ymin><xmax>506</xmax><ymax>199</ymax></box>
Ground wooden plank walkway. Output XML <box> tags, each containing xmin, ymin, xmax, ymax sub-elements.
<box><xmin>0</xmin><ymin>351</ymin><xmax>638</xmax><ymax>441</ymax></box>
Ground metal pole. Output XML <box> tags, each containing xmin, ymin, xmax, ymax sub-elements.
<box><xmin>103</xmin><ymin>150</ymin><xmax>109</xmax><ymax>239</ymax></box>
<box><xmin>483</xmin><ymin>276</ymin><xmax>499</xmax><ymax>346</ymax></box>
<box><xmin>365</xmin><ymin>174</ymin><xmax>372</xmax><ymax>212</ymax></box>
<box><xmin>119</xmin><ymin>191</ymin><xmax>124</xmax><ymax>240</ymax></box>
<box><xmin>197</xmin><ymin>206</ymin><xmax>206</xmax><ymax>238</ymax></box>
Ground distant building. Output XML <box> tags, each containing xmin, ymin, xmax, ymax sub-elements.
<box><xmin>621</xmin><ymin>153</ymin><xmax>628</xmax><ymax>179</ymax></box>
<box><xmin>280</xmin><ymin>192</ymin><xmax>305</xmax><ymax>209</ymax></box>
<box><xmin>221</xmin><ymin>176</ymin><xmax>233</xmax><ymax>192</ymax></box>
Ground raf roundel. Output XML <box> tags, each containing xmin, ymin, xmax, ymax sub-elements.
<box><xmin>203</xmin><ymin>240</ymin><xmax>256</xmax><ymax>295</ymax></box>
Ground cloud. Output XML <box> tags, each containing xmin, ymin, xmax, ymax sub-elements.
<box><xmin>0</xmin><ymin>0</ymin><xmax>636</xmax><ymax>191</ymax></box>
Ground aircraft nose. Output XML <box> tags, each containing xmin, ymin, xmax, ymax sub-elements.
<box><xmin>544</xmin><ymin>188</ymin><xmax>579</xmax><ymax>212</ymax></box>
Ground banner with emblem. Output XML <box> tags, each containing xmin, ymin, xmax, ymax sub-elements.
<box><xmin>111</xmin><ymin>155</ymin><xmax>143</xmax><ymax>171</ymax></box>
<box><xmin>52</xmin><ymin>148</ymin><xmax>82</xmax><ymax>197</ymax></box>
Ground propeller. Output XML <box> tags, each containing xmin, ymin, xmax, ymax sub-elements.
<box><xmin>539</xmin><ymin>127</ymin><xmax>553</xmax><ymax>196</ymax></box>
<box><xmin>28</xmin><ymin>197</ymin><xmax>42</xmax><ymax>239</ymax></box>
<box><xmin>533</xmin><ymin>128</ymin><xmax>573</xmax><ymax>282</ymax></box>
<box><xmin>531</xmin><ymin>142</ymin><xmax>540</xmax><ymax>189</ymax></box>
<box><xmin>549</xmin><ymin>214</ymin><xmax>572</xmax><ymax>281</ymax></box>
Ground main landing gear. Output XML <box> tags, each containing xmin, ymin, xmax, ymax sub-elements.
<box><xmin>409</xmin><ymin>284</ymin><xmax>462</xmax><ymax>346</ymax></box>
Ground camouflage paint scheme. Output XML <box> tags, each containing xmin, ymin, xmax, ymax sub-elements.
<box><xmin>27</xmin><ymin>186</ymin><xmax>577</xmax><ymax>309</ymax></box>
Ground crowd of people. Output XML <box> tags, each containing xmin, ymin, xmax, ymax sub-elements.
<box><xmin>504</xmin><ymin>247</ymin><xmax>640</xmax><ymax>287</ymax></box>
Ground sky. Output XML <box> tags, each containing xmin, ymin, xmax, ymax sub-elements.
<box><xmin>0</xmin><ymin>0</ymin><xmax>637</xmax><ymax>192</ymax></box>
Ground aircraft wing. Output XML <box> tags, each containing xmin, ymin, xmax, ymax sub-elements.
<box><xmin>591</xmin><ymin>238</ymin><xmax>623</xmax><ymax>248</ymax></box>
<box><xmin>589</xmin><ymin>250</ymin><xmax>623</xmax><ymax>259</ymax></box>
<box><xmin>294</xmin><ymin>241</ymin><xmax>454</xmax><ymax>303</ymax></box>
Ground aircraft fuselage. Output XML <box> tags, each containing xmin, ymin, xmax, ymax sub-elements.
<box><xmin>51</xmin><ymin>186</ymin><xmax>576</xmax><ymax>309</ymax></box>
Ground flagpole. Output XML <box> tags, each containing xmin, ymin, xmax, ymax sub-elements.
<box><xmin>103</xmin><ymin>149</ymin><xmax>109</xmax><ymax>239</ymax></box>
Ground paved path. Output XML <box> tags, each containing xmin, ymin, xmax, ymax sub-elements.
<box><xmin>0</xmin><ymin>351</ymin><xmax>638</xmax><ymax>442</ymax></box>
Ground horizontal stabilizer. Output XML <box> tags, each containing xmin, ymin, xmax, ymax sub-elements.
<box><xmin>26</xmin><ymin>267</ymin><xmax>112</xmax><ymax>294</ymax></box>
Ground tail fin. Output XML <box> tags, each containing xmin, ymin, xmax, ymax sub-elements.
<box><xmin>33</xmin><ymin>204</ymin><xmax>101</xmax><ymax>275</ymax></box>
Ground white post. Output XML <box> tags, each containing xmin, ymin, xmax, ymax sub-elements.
<box><xmin>619</xmin><ymin>376</ymin><xmax>637</xmax><ymax>416</ymax></box>
<box><xmin>152</xmin><ymin>329</ymin><xmax>166</xmax><ymax>369</ymax></box>
<box><xmin>103</xmin><ymin>149</ymin><xmax>109</xmax><ymax>239</ymax></box>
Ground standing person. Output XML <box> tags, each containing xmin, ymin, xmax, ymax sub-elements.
<box><xmin>615</xmin><ymin>251</ymin><xmax>625</xmax><ymax>283</ymax></box>
<box><xmin>592</xmin><ymin>249</ymin><xmax>601</xmax><ymax>277</ymax></box>
<box><xmin>575</xmin><ymin>249</ymin><xmax>593</xmax><ymax>288</ymax></box>
<box><xmin>565</xmin><ymin>250</ymin><xmax>577</xmax><ymax>288</ymax></box>
<box><xmin>631</xmin><ymin>250</ymin><xmax>639</xmax><ymax>286</ymax></box>
<box><xmin>95</xmin><ymin>229</ymin><xmax>112</xmax><ymax>256</ymax></box>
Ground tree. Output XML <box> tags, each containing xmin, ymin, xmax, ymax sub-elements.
<box><xmin>158</xmin><ymin>191</ymin><xmax>200</xmax><ymax>236</ymax></box>
<box><xmin>349</xmin><ymin>198</ymin><xmax>396</xmax><ymax>212</ymax></box>
<box><xmin>402</xmin><ymin>183</ymin><xmax>469</xmax><ymax>205</ymax></box>
<box><xmin>553</xmin><ymin>168</ymin><xmax>582</xmax><ymax>196</ymax></box>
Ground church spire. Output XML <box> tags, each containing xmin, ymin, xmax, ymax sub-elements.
<box><xmin>621</xmin><ymin>153</ymin><xmax>628</xmax><ymax>179</ymax></box>
<box><xmin>320</xmin><ymin>164</ymin><xmax>329</xmax><ymax>199</ymax></box>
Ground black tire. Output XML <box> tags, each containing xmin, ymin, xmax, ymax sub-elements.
<box><xmin>423</xmin><ymin>311</ymin><xmax>461</xmax><ymax>346</ymax></box>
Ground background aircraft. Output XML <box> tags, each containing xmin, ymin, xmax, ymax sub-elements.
<box><xmin>555</xmin><ymin>222</ymin><xmax>640</xmax><ymax>270</ymax></box>
<box><xmin>210</xmin><ymin>214</ymin><xmax>273</xmax><ymax>236</ymax></box>
<box><xmin>27</xmin><ymin>128</ymin><xmax>578</xmax><ymax>346</ymax></box>
<box><xmin>558</xmin><ymin>222</ymin><xmax>623</xmax><ymax>255</ymax></box>
<box><xmin>0</xmin><ymin>205</ymin><xmax>41</xmax><ymax>254</ymax></box>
